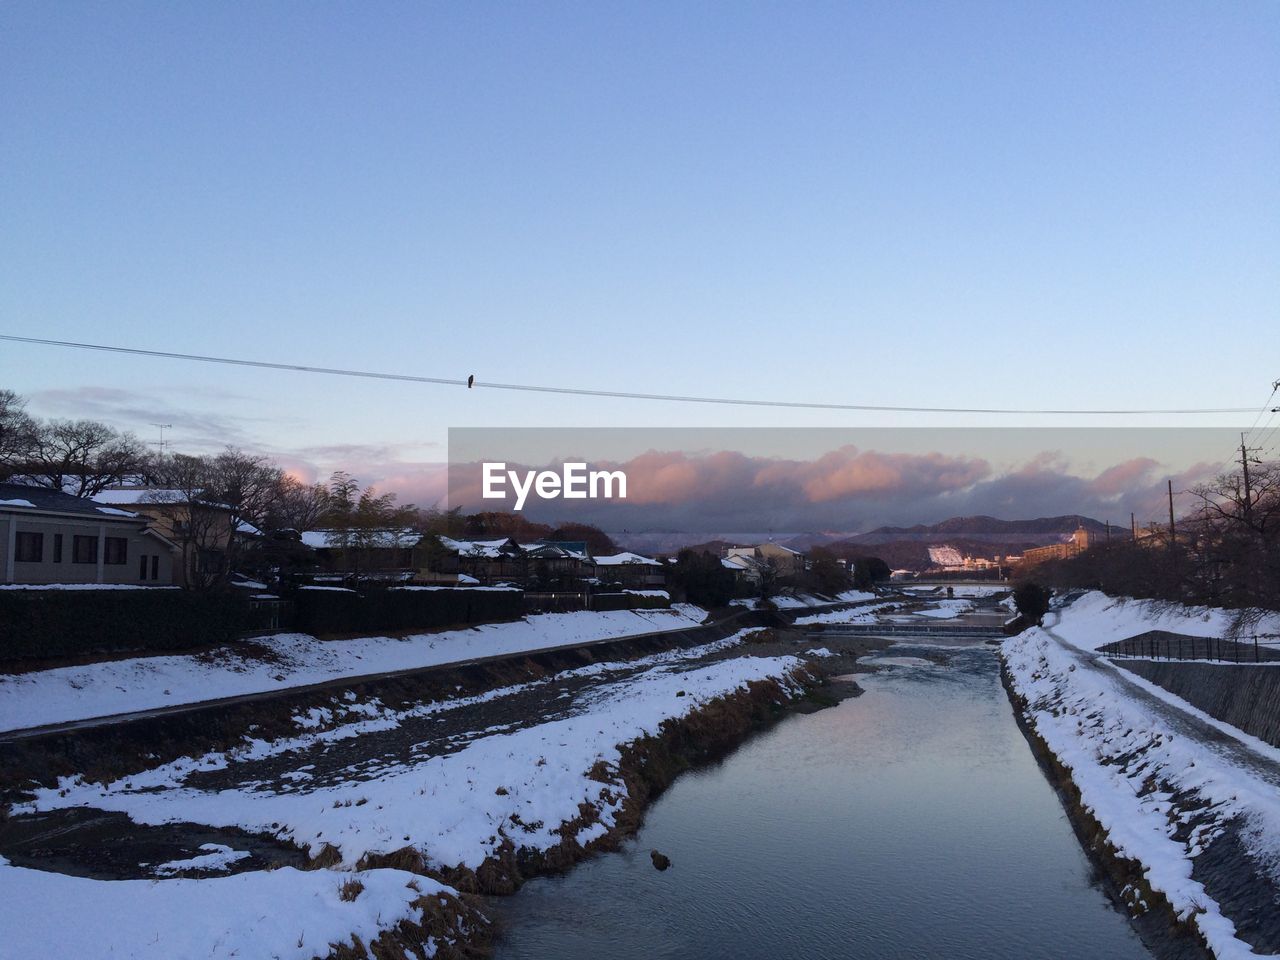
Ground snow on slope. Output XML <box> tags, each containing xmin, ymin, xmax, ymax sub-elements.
<box><xmin>0</xmin><ymin>859</ymin><xmax>456</xmax><ymax>960</ymax></box>
<box><xmin>1004</xmin><ymin>609</ymin><xmax>1280</xmax><ymax>960</ymax></box>
<box><xmin>1046</xmin><ymin>590</ymin><xmax>1280</xmax><ymax>652</ymax></box>
<box><xmin>0</xmin><ymin>606</ymin><xmax>708</xmax><ymax>733</ymax></box>
<box><xmin>26</xmin><ymin>650</ymin><xmax>807</xmax><ymax>874</ymax></box>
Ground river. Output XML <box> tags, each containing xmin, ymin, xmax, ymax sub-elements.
<box><xmin>491</xmin><ymin>638</ymin><xmax>1153</xmax><ymax>959</ymax></box>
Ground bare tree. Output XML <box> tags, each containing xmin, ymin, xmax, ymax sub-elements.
<box><xmin>269</xmin><ymin>475</ymin><xmax>331</xmax><ymax>531</ymax></box>
<box><xmin>0</xmin><ymin>389</ymin><xmax>37</xmax><ymax>479</ymax></box>
<box><xmin>27</xmin><ymin>418</ymin><xmax>148</xmax><ymax>497</ymax></box>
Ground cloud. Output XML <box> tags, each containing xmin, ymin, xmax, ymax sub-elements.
<box><xmin>445</xmin><ymin>447</ymin><xmax>1222</xmax><ymax>533</ymax></box>
<box><xmin>27</xmin><ymin>386</ymin><xmax>261</xmax><ymax>451</ymax></box>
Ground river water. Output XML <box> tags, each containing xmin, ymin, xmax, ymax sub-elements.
<box><xmin>491</xmin><ymin>640</ymin><xmax>1153</xmax><ymax>960</ymax></box>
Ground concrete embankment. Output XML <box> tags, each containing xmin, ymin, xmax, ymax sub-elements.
<box><xmin>1117</xmin><ymin>659</ymin><xmax>1280</xmax><ymax>749</ymax></box>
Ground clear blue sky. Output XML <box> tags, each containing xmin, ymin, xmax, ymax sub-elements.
<box><xmin>1</xmin><ymin>2</ymin><xmax>1277</xmax><ymax>497</ymax></box>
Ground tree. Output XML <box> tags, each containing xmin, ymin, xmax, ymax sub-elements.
<box><xmin>319</xmin><ymin>472</ymin><xmax>417</xmax><ymax>576</ymax></box>
<box><xmin>669</xmin><ymin>549</ymin><xmax>735</xmax><ymax>608</ymax></box>
<box><xmin>27</xmin><ymin>418</ymin><xmax>147</xmax><ymax>496</ymax></box>
<box><xmin>851</xmin><ymin>557</ymin><xmax>891</xmax><ymax>591</ymax></box>
<box><xmin>1013</xmin><ymin>582</ymin><xmax>1052</xmax><ymax>625</ymax></box>
<box><xmin>803</xmin><ymin>547</ymin><xmax>850</xmax><ymax>595</ymax></box>
<box><xmin>151</xmin><ymin>453</ymin><xmax>233</xmax><ymax>591</ymax></box>
<box><xmin>268</xmin><ymin>475</ymin><xmax>331</xmax><ymax>532</ymax></box>
<box><xmin>0</xmin><ymin>389</ymin><xmax>37</xmax><ymax>479</ymax></box>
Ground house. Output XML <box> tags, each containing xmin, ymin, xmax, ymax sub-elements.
<box><xmin>425</xmin><ymin>536</ymin><xmax>525</xmax><ymax>585</ymax></box>
<box><xmin>94</xmin><ymin>487</ymin><xmax>257</xmax><ymax>587</ymax></box>
<box><xmin>521</xmin><ymin>541</ymin><xmax>594</xmax><ymax>588</ymax></box>
<box><xmin>756</xmin><ymin>541</ymin><xmax>806</xmax><ymax>576</ymax></box>
<box><xmin>299</xmin><ymin>528</ymin><xmax>421</xmax><ymax>574</ymax></box>
<box><xmin>1</xmin><ymin>482</ymin><xmax>179</xmax><ymax>586</ymax></box>
<box><xmin>593</xmin><ymin>551</ymin><xmax>665</xmax><ymax>589</ymax></box>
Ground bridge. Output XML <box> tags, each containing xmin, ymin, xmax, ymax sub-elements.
<box><xmin>814</xmin><ymin>622</ymin><xmax>1006</xmax><ymax>639</ymax></box>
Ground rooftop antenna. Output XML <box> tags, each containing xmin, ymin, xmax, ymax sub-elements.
<box><xmin>150</xmin><ymin>423</ymin><xmax>173</xmax><ymax>453</ymax></box>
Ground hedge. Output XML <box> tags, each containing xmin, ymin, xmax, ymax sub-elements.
<box><xmin>0</xmin><ymin>589</ymin><xmax>250</xmax><ymax>660</ymax></box>
<box><xmin>291</xmin><ymin>586</ymin><xmax>524</xmax><ymax>636</ymax></box>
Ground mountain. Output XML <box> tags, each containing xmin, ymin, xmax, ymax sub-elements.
<box><xmin>845</xmin><ymin>515</ymin><xmax>1116</xmax><ymax>545</ymax></box>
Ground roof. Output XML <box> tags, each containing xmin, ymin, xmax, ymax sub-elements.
<box><xmin>594</xmin><ymin>551</ymin><xmax>660</xmax><ymax>566</ymax></box>
<box><xmin>0</xmin><ymin>482</ymin><xmax>148</xmax><ymax>522</ymax></box>
<box><xmin>437</xmin><ymin>536</ymin><xmax>518</xmax><ymax>558</ymax></box>
<box><xmin>94</xmin><ymin>488</ymin><xmax>187</xmax><ymax>506</ymax></box>
<box><xmin>301</xmin><ymin>529</ymin><xmax>422</xmax><ymax>549</ymax></box>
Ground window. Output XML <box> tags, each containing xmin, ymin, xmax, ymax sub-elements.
<box><xmin>53</xmin><ymin>534</ymin><xmax>63</xmax><ymax>563</ymax></box>
<box><xmin>104</xmin><ymin>537</ymin><xmax>127</xmax><ymax>565</ymax></box>
<box><xmin>72</xmin><ymin>535</ymin><xmax>98</xmax><ymax>564</ymax></box>
<box><xmin>139</xmin><ymin>554</ymin><xmax>148</xmax><ymax>580</ymax></box>
<box><xmin>151</xmin><ymin>555</ymin><xmax>159</xmax><ymax>581</ymax></box>
<box><xmin>14</xmin><ymin>532</ymin><xmax>43</xmax><ymax>563</ymax></box>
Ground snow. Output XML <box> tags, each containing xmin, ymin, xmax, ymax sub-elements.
<box><xmin>0</xmin><ymin>606</ymin><xmax>709</xmax><ymax>733</ymax></box>
<box><xmin>25</xmin><ymin>645</ymin><xmax>807</xmax><ymax>875</ymax></box>
<box><xmin>153</xmin><ymin>843</ymin><xmax>251</xmax><ymax>876</ymax></box>
<box><xmin>0</xmin><ymin>498</ymin><xmax>36</xmax><ymax>507</ymax></box>
<box><xmin>95</xmin><ymin>506</ymin><xmax>139</xmax><ymax>517</ymax></box>
<box><xmin>623</xmin><ymin>589</ymin><xmax>669</xmax><ymax>598</ymax></box>
<box><xmin>915</xmin><ymin>599</ymin><xmax>975</xmax><ymax>619</ymax></box>
<box><xmin>301</xmin><ymin>529</ymin><xmax>421</xmax><ymax>549</ymax></box>
<box><xmin>1041</xmin><ymin>590</ymin><xmax>1280</xmax><ymax>652</ymax></box>
<box><xmin>594</xmin><ymin>552</ymin><xmax>660</xmax><ymax>566</ymax></box>
<box><xmin>298</xmin><ymin>585</ymin><xmax>358</xmax><ymax>592</ymax></box>
<box><xmin>0</xmin><ymin>856</ymin><xmax>452</xmax><ymax>960</ymax></box>
<box><xmin>793</xmin><ymin>602</ymin><xmax>900</xmax><ymax>626</ymax></box>
<box><xmin>0</xmin><ymin>583</ymin><xmax>179</xmax><ymax>591</ymax></box>
<box><xmin>1003</xmin><ymin>597</ymin><xmax>1280</xmax><ymax>960</ymax></box>
<box><xmin>389</xmin><ymin>584</ymin><xmax>519</xmax><ymax>592</ymax></box>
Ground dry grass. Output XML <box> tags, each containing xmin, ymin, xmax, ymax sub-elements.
<box><xmin>338</xmin><ymin>878</ymin><xmax>365</xmax><ymax>902</ymax></box>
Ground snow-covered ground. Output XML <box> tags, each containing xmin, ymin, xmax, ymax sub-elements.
<box><xmin>0</xmin><ymin>857</ymin><xmax>460</xmax><ymax>960</ymax></box>
<box><xmin>0</xmin><ymin>606</ymin><xmax>709</xmax><ymax>733</ymax></box>
<box><xmin>914</xmin><ymin>599</ymin><xmax>975</xmax><ymax>619</ymax></box>
<box><xmin>1046</xmin><ymin>590</ymin><xmax>1280</xmax><ymax>652</ymax></box>
<box><xmin>1003</xmin><ymin>594</ymin><xmax>1280</xmax><ymax>960</ymax></box>
<box><xmin>4</xmin><ymin>634</ymin><xmax>811</xmax><ymax>958</ymax></box>
<box><xmin>792</xmin><ymin>602</ymin><xmax>900</xmax><ymax>626</ymax></box>
<box><xmin>732</xmin><ymin>590</ymin><xmax>876</xmax><ymax>610</ymax></box>
<box><xmin>22</xmin><ymin>640</ymin><xmax>807</xmax><ymax>873</ymax></box>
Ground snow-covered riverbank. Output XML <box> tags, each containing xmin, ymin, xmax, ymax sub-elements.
<box><xmin>0</xmin><ymin>605</ymin><xmax>709</xmax><ymax>733</ymax></box>
<box><xmin>1002</xmin><ymin>593</ymin><xmax>1280</xmax><ymax>959</ymax></box>
<box><xmin>3</xmin><ymin>633</ymin><xmax>820</xmax><ymax>958</ymax></box>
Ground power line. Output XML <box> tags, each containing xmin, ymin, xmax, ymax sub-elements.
<box><xmin>0</xmin><ymin>331</ymin><xmax>1266</xmax><ymax>416</ymax></box>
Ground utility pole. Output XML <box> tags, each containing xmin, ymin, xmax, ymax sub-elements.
<box><xmin>1167</xmin><ymin>480</ymin><xmax>1177</xmax><ymax>545</ymax></box>
<box><xmin>1130</xmin><ymin>512</ymin><xmax>1137</xmax><ymax>540</ymax></box>
<box><xmin>1240</xmin><ymin>432</ymin><xmax>1260</xmax><ymax>528</ymax></box>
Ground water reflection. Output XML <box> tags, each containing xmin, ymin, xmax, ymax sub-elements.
<box><xmin>492</xmin><ymin>642</ymin><xmax>1151</xmax><ymax>960</ymax></box>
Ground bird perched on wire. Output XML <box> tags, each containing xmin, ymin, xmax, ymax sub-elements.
<box><xmin>467</xmin><ymin>374</ymin><xmax>475</xmax><ymax>389</ymax></box>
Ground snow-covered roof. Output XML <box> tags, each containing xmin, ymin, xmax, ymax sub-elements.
<box><xmin>301</xmin><ymin>529</ymin><xmax>422</xmax><ymax>549</ymax></box>
<box><xmin>94</xmin><ymin>488</ymin><xmax>186</xmax><ymax>506</ymax></box>
<box><xmin>594</xmin><ymin>551</ymin><xmax>660</xmax><ymax>566</ymax></box>
<box><xmin>437</xmin><ymin>536</ymin><xmax>516</xmax><ymax>558</ymax></box>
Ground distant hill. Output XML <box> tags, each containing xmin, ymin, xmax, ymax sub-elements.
<box><xmin>846</xmin><ymin>515</ymin><xmax>1115</xmax><ymax>545</ymax></box>
<box><xmin>614</xmin><ymin>515</ymin><xmax>1126</xmax><ymax>570</ymax></box>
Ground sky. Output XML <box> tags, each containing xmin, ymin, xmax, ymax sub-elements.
<box><xmin>1</xmin><ymin>2</ymin><xmax>1277</xmax><ymax>525</ymax></box>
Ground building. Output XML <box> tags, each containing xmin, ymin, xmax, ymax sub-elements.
<box><xmin>1019</xmin><ymin>525</ymin><xmax>1095</xmax><ymax>568</ymax></box>
<box><xmin>94</xmin><ymin>487</ymin><xmax>260</xmax><ymax>587</ymax></box>
<box><xmin>425</xmin><ymin>536</ymin><xmax>526</xmax><ymax>585</ymax></box>
<box><xmin>593</xmin><ymin>551</ymin><xmax>665</xmax><ymax>589</ymax></box>
<box><xmin>1</xmin><ymin>482</ymin><xmax>179</xmax><ymax>586</ymax></box>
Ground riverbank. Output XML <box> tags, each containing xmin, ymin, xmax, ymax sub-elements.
<box><xmin>2</xmin><ymin>626</ymin><xmax>864</xmax><ymax>959</ymax></box>
<box><xmin>1001</xmin><ymin>595</ymin><xmax>1280</xmax><ymax>960</ymax></box>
